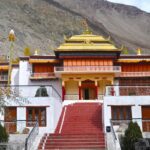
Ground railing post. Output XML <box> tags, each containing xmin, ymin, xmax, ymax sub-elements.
<box><xmin>25</xmin><ymin>138</ymin><xmax>28</xmax><ymax>150</ymax></box>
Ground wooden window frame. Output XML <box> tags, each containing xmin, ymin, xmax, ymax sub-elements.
<box><xmin>26</xmin><ymin>107</ymin><xmax>47</xmax><ymax>127</ymax></box>
<box><xmin>111</xmin><ymin>106</ymin><xmax>132</xmax><ymax>120</ymax></box>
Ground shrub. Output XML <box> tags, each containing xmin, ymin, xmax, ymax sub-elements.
<box><xmin>0</xmin><ymin>124</ymin><xmax>9</xmax><ymax>142</ymax></box>
<box><xmin>121</xmin><ymin>121</ymin><xmax>143</xmax><ymax>150</ymax></box>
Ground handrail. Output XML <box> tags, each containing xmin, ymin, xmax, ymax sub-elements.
<box><xmin>105</xmin><ymin>85</ymin><xmax>150</xmax><ymax>96</ymax></box>
<box><xmin>55</xmin><ymin>66</ymin><xmax>121</xmax><ymax>72</ymax></box>
<box><xmin>25</xmin><ymin>121</ymin><xmax>39</xmax><ymax>150</ymax></box>
<box><xmin>30</xmin><ymin>72</ymin><xmax>55</xmax><ymax>78</ymax></box>
<box><xmin>110</xmin><ymin>119</ymin><xmax>117</xmax><ymax>141</ymax></box>
<box><xmin>117</xmin><ymin>72</ymin><xmax>150</xmax><ymax>77</ymax></box>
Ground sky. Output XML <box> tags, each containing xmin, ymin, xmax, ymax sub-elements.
<box><xmin>107</xmin><ymin>0</ymin><xmax>150</xmax><ymax>12</ymax></box>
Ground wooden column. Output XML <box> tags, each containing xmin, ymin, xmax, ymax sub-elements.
<box><xmin>62</xmin><ymin>81</ymin><xmax>65</xmax><ymax>101</ymax></box>
<box><xmin>95</xmin><ymin>81</ymin><xmax>98</xmax><ymax>99</ymax></box>
<box><xmin>78</xmin><ymin>81</ymin><xmax>81</xmax><ymax>100</ymax></box>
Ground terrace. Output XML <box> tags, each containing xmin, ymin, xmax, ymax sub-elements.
<box><xmin>30</xmin><ymin>72</ymin><xmax>56</xmax><ymax>80</ymax></box>
<box><xmin>105</xmin><ymin>85</ymin><xmax>150</xmax><ymax>96</ymax></box>
<box><xmin>54</xmin><ymin>66</ymin><xmax>121</xmax><ymax>74</ymax></box>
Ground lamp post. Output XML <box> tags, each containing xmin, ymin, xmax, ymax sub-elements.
<box><xmin>7</xmin><ymin>29</ymin><xmax>15</xmax><ymax>85</ymax></box>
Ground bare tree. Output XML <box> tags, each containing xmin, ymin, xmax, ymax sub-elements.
<box><xmin>0</xmin><ymin>86</ymin><xmax>29</xmax><ymax>113</ymax></box>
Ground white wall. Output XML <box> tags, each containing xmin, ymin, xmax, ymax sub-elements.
<box><xmin>104</xmin><ymin>96</ymin><xmax>150</xmax><ymax>132</ymax></box>
<box><xmin>19</xmin><ymin>60</ymin><xmax>31</xmax><ymax>85</ymax></box>
<box><xmin>2</xmin><ymin>96</ymin><xmax>62</xmax><ymax>134</ymax></box>
<box><xmin>11</xmin><ymin>67</ymin><xmax>19</xmax><ymax>85</ymax></box>
<box><xmin>18</xmin><ymin>59</ymin><xmax>62</xmax><ymax>96</ymax></box>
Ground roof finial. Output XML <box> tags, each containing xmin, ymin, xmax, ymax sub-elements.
<box><xmin>63</xmin><ymin>34</ymin><xmax>68</xmax><ymax>41</ymax></box>
<box><xmin>107</xmin><ymin>36</ymin><xmax>111</xmax><ymax>41</ymax></box>
<box><xmin>137</xmin><ymin>48</ymin><xmax>142</xmax><ymax>56</ymax></box>
<box><xmin>34</xmin><ymin>49</ymin><xmax>39</xmax><ymax>55</ymax></box>
<box><xmin>82</xmin><ymin>19</ymin><xmax>92</xmax><ymax>34</ymax></box>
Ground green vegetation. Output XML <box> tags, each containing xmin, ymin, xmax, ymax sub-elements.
<box><xmin>0</xmin><ymin>124</ymin><xmax>9</xmax><ymax>142</ymax></box>
<box><xmin>121</xmin><ymin>122</ymin><xmax>143</xmax><ymax>150</ymax></box>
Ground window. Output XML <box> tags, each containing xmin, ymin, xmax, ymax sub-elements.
<box><xmin>111</xmin><ymin>106</ymin><xmax>132</xmax><ymax>120</ymax></box>
<box><xmin>27</xmin><ymin>107</ymin><xmax>46</xmax><ymax>127</ymax></box>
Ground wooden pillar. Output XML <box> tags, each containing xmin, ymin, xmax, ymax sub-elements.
<box><xmin>95</xmin><ymin>81</ymin><xmax>98</xmax><ymax>99</ymax></box>
<box><xmin>62</xmin><ymin>81</ymin><xmax>65</xmax><ymax>101</ymax></box>
<box><xmin>78</xmin><ymin>81</ymin><xmax>81</xmax><ymax>100</ymax></box>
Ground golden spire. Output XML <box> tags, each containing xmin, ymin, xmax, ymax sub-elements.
<box><xmin>137</xmin><ymin>48</ymin><xmax>142</xmax><ymax>56</ymax></box>
<box><xmin>82</xmin><ymin>19</ymin><xmax>92</xmax><ymax>34</ymax></box>
<box><xmin>107</xmin><ymin>36</ymin><xmax>111</xmax><ymax>41</ymax></box>
<box><xmin>8</xmin><ymin>29</ymin><xmax>15</xmax><ymax>41</ymax></box>
<box><xmin>34</xmin><ymin>49</ymin><xmax>39</xmax><ymax>55</ymax></box>
<box><xmin>63</xmin><ymin>35</ymin><xmax>68</xmax><ymax>41</ymax></box>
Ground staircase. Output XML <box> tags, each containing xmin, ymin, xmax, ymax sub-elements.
<box><xmin>38</xmin><ymin>103</ymin><xmax>106</xmax><ymax>149</ymax></box>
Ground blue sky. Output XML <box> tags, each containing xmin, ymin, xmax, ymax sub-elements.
<box><xmin>107</xmin><ymin>0</ymin><xmax>150</xmax><ymax>12</ymax></box>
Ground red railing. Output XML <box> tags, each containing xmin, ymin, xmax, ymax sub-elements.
<box><xmin>30</xmin><ymin>72</ymin><xmax>55</xmax><ymax>79</ymax></box>
<box><xmin>117</xmin><ymin>72</ymin><xmax>150</xmax><ymax>77</ymax></box>
<box><xmin>55</xmin><ymin>66</ymin><xmax>121</xmax><ymax>73</ymax></box>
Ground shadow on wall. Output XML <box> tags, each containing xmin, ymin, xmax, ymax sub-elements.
<box><xmin>35</xmin><ymin>86</ymin><xmax>49</xmax><ymax>97</ymax></box>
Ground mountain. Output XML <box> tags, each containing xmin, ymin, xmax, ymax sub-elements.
<box><xmin>0</xmin><ymin>0</ymin><xmax>150</xmax><ymax>57</ymax></box>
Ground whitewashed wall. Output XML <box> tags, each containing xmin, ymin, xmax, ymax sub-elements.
<box><xmin>104</xmin><ymin>96</ymin><xmax>150</xmax><ymax>132</ymax></box>
<box><xmin>18</xmin><ymin>59</ymin><xmax>62</xmax><ymax>96</ymax></box>
<box><xmin>0</xmin><ymin>96</ymin><xmax>62</xmax><ymax>134</ymax></box>
<box><xmin>11</xmin><ymin>66</ymin><xmax>19</xmax><ymax>85</ymax></box>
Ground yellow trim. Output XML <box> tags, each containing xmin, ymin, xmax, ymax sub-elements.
<box><xmin>117</xmin><ymin>59</ymin><xmax>150</xmax><ymax>63</ymax></box>
<box><xmin>29</xmin><ymin>59</ymin><xmax>59</xmax><ymax>63</ymax></box>
<box><xmin>56</xmin><ymin>44</ymin><xmax>118</xmax><ymax>51</ymax></box>
<box><xmin>0</xmin><ymin>66</ymin><xmax>9</xmax><ymax>70</ymax></box>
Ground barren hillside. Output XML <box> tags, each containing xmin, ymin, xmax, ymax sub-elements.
<box><xmin>0</xmin><ymin>0</ymin><xmax>150</xmax><ymax>56</ymax></box>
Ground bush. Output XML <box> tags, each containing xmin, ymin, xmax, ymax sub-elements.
<box><xmin>121</xmin><ymin>121</ymin><xmax>143</xmax><ymax>150</ymax></box>
<box><xmin>0</xmin><ymin>124</ymin><xmax>9</xmax><ymax>142</ymax></box>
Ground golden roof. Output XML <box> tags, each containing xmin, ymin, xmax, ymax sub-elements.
<box><xmin>56</xmin><ymin>33</ymin><xmax>120</xmax><ymax>52</ymax></box>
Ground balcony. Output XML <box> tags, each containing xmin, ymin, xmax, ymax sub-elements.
<box><xmin>30</xmin><ymin>72</ymin><xmax>56</xmax><ymax>80</ymax></box>
<box><xmin>54</xmin><ymin>66</ymin><xmax>121</xmax><ymax>74</ymax></box>
<box><xmin>0</xmin><ymin>75</ymin><xmax>8</xmax><ymax>82</ymax></box>
<box><xmin>105</xmin><ymin>85</ymin><xmax>150</xmax><ymax>96</ymax></box>
<box><xmin>117</xmin><ymin>72</ymin><xmax>150</xmax><ymax>77</ymax></box>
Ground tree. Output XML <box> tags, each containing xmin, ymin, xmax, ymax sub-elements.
<box><xmin>121</xmin><ymin>121</ymin><xmax>143</xmax><ymax>150</ymax></box>
<box><xmin>24</xmin><ymin>47</ymin><xmax>31</xmax><ymax>56</ymax></box>
<box><xmin>0</xmin><ymin>124</ymin><xmax>9</xmax><ymax>142</ymax></box>
<box><xmin>0</xmin><ymin>86</ymin><xmax>29</xmax><ymax>113</ymax></box>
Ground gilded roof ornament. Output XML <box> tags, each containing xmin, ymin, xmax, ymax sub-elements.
<box><xmin>137</xmin><ymin>48</ymin><xmax>142</xmax><ymax>55</ymax></box>
<box><xmin>63</xmin><ymin>35</ymin><xmax>68</xmax><ymax>41</ymax></box>
<box><xmin>9</xmin><ymin>29</ymin><xmax>15</xmax><ymax>41</ymax></box>
<box><xmin>120</xmin><ymin>45</ymin><xmax>125</xmax><ymax>50</ymax></box>
<box><xmin>82</xmin><ymin>19</ymin><xmax>92</xmax><ymax>34</ymax></box>
<box><xmin>107</xmin><ymin>36</ymin><xmax>111</xmax><ymax>41</ymax></box>
<box><xmin>34</xmin><ymin>49</ymin><xmax>39</xmax><ymax>55</ymax></box>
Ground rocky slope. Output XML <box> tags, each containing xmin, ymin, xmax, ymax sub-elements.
<box><xmin>0</xmin><ymin>0</ymin><xmax>150</xmax><ymax>57</ymax></box>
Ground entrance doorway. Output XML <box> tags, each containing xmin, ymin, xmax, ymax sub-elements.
<box><xmin>81</xmin><ymin>80</ymin><xmax>97</xmax><ymax>100</ymax></box>
<box><xmin>4</xmin><ymin>107</ymin><xmax>17</xmax><ymax>133</ymax></box>
<box><xmin>84</xmin><ymin>88</ymin><xmax>89</xmax><ymax>100</ymax></box>
<box><xmin>83</xmin><ymin>88</ymin><xmax>95</xmax><ymax>100</ymax></box>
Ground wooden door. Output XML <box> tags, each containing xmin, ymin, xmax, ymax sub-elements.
<box><xmin>89</xmin><ymin>88</ymin><xmax>96</xmax><ymax>99</ymax></box>
<box><xmin>142</xmin><ymin>106</ymin><xmax>150</xmax><ymax>132</ymax></box>
<box><xmin>4</xmin><ymin>107</ymin><xmax>17</xmax><ymax>133</ymax></box>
